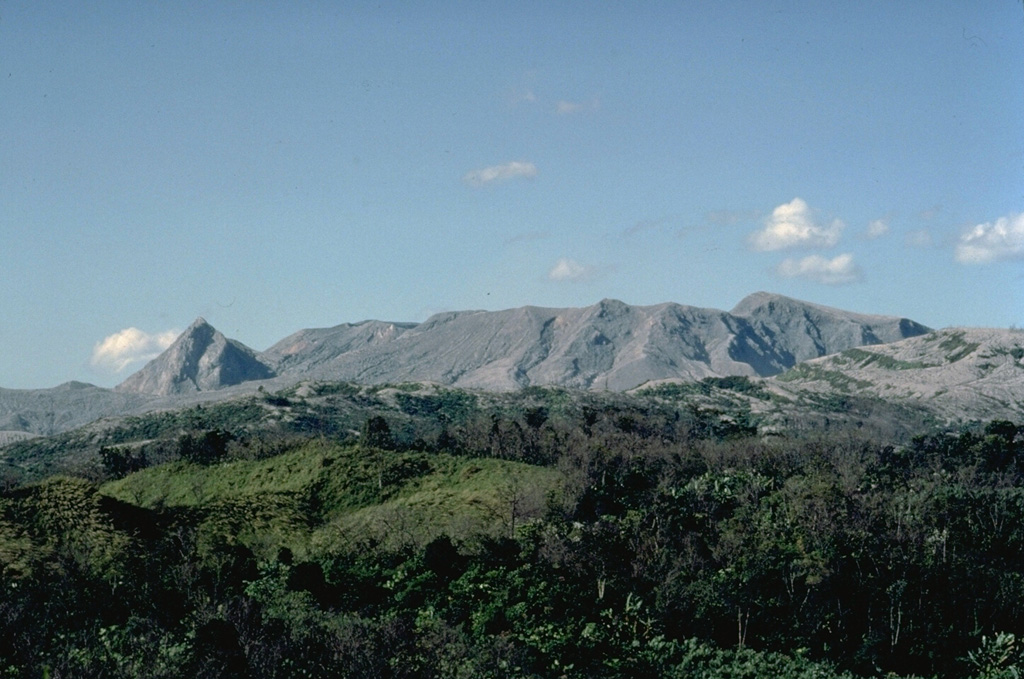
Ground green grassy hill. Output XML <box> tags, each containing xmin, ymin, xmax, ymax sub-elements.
<box><xmin>101</xmin><ymin>440</ymin><xmax>563</xmax><ymax>558</ymax></box>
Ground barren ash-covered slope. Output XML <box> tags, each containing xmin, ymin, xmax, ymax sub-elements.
<box><xmin>115</xmin><ymin>317</ymin><xmax>274</xmax><ymax>396</ymax></box>
<box><xmin>255</xmin><ymin>292</ymin><xmax>930</xmax><ymax>391</ymax></box>
<box><xmin>0</xmin><ymin>293</ymin><xmax>942</xmax><ymax>435</ymax></box>
<box><xmin>772</xmin><ymin>327</ymin><xmax>1024</xmax><ymax>421</ymax></box>
<box><xmin>0</xmin><ymin>381</ymin><xmax>151</xmax><ymax>436</ymax></box>
<box><xmin>262</xmin><ymin>320</ymin><xmax>417</xmax><ymax>375</ymax></box>
<box><xmin>729</xmin><ymin>292</ymin><xmax>930</xmax><ymax>368</ymax></box>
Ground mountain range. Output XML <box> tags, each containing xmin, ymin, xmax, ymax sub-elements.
<box><xmin>2</xmin><ymin>292</ymin><xmax>1021</xmax><ymax>436</ymax></box>
<box><xmin>116</xmin><ymin>292</ymin><xmax>930</xmax><ymax>396</ymax></box>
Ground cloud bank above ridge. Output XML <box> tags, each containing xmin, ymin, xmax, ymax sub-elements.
<box><xmin>91</xmin><ymin>327</ymin><xmax>179</xmax><ymax>374</ymax></box>
<box><xmin>777</xmin><ymin>253</ymin><xmax>862</xmax><ymax>286</ymax></box>
<box><xmin>548</xmin><ymin>257</ymin><xmax>596</xmax><ymax>282</ymax></box>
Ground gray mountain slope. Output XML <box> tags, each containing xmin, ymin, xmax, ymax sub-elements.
<box><xmin>115</xmin><ymin>317</ymin><xmax>274</xmax><ymax>396</ymax></box>
<box><xmin>0</xmin><ymin>293</ymin><xmax>937</xmax><ymax>434</ymax></box>
<box><xmin>771</xmin><ymin>327</ymin><xmax>1024</xmax><ymax>422</ymax></box>
<box><xmin>277</xmin><ymin>293</ymin><xmax>931</xmax><ymax>391</ymax></box>
<box><xmin>0</xmin><ymin>381</ymin><xmax>153</xmax><ymax>436</ymax></box>
<box><xmin>262</xmin><ymin>320</ymin><xmax>416</xmax><ymax>374</ymax></box>
<box><xmin>730</xmin><ymin>292</ymin><xmax>932</xmax><ymax>371</ymax></box>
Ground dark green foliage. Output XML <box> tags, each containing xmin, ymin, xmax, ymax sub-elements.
<box><xmin>110</xmin><ymin>401</ymin><xmax>268</xmax><ymax>444</ymax></box>
<box><xmin>178</xmin><ymin>429</ymin><xmax>234</xmax><ymax>464</ymax></box>
<box><xmin>394</xmin><ymin>389</ymin><xmax>479</xmax><ymax>421</ymax></box>
<box><xmin>99</xmin><ymin>446</ymin><xmax>147</xmax><ymax>479</ymax></box>
<box><xmin>191</xmin><ymin>618</ymin><xmax>249</xmax><ymax>679</ymax></box>
<box><xmin>701</xmin><ymin>375</ymin><xmax>773</xmax><ymax>398</ymax></box>
<box><xmin>2</xmin><ymin>385</ymin><xmax>1023</xmax><ymax>678</ymax></box>
<box><xmin>360</xmin><ymin>415</ymin><xmax>395</xmax><ymax>450</ymax></box>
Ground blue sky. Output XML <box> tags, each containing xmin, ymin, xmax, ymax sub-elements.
<box><xmin>2</xmin><ymin>1</ymin><xmax>1023</xmax><ymax>389</ymax></box>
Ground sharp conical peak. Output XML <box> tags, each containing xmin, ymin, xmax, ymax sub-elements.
<box><xmin>186</xmin><ymin>317</ymin><xmax>213</xmax><ymax>332</ymax></box>
<box><xmin>114</xmin><ymin>316</ymin><xmax>273</xmax><ymax>396</ymax></box>
<box><xmin>170</xmin><ymin>317</ymin><xmax>220</xmax><ymax>346</ymax></box>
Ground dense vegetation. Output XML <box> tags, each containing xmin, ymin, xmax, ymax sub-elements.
<box><xmin>0</xmin><ymin>381</ymin><xmax>1021</xmax><ymax>678</ymax></box>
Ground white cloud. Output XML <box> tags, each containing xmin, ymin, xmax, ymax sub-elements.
<box><xmin>548</xmin><ymin>258</ymin><xmax>591</xmax><ymax>282</ymax></box>
<box><xmin>777</xmin><ymin>253</ymin><xmax>862</xmax><ymax>285</ymax></box>
<box><xmin>463</xmin><ymin>161</ymin><xmax>537</xmax><ymax>187</ymax></box>
<box><xmin>506</xmin><ymin>74</ymin><xmax>539</xmax><ymax>106</ymax></box>
<box><xmin>749</xmin><ymin>198</ymin><xmax>843</xmax><ymax>251</ymax></box>
<box><xmin>955</xmin><ymin>212</ymin><xmax>1024</xmax><ymax>264</ymax></box>
<box><xmin>866</xmin><ymin>219</ymin><xmax>890</xmax><ymax>239</ymax></box>
<box><xmin>91</xmin><ymin>327</ymin><xmax>178</xmax><ymax>373</ymax></box>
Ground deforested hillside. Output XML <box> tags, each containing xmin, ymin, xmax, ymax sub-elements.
<box><xmin>730</xmin><ymin>291</ymin><xmax>932</xmax><ymax>369</ymax></box>
<box><xmin>262</xmin><ymin>319</ymin><xmax>417</xmax><ymax>374</ymax></box>
<box><xmin>251</xmin><ymin>293</ymin><xmax>931</xmax><ymax>392</ymax></box>
<box><xmin>773</xmin><ymin>327</ymin><xmax>1024</xmax><ymax>421</ymax></box>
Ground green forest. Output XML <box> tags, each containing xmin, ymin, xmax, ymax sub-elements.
<box><xmin>1</xmin><ymin>381</ymin><xmax>1023</xmax><ymax>678</ymax></box>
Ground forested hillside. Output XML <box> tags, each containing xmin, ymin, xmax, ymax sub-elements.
<box><xmin>1</xmin><ymin>381</ymin><xmax>1022</xmax><ymax>678</ymax></box>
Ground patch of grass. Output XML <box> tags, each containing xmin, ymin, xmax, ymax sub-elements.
<box><xmin>775</xmin><ymin>364</ymin><xmax>874</xmax><ymax>392</ymax></box>
<box><xmin>101</xmin><ymin>440</ymin><xmax>331</xmax><ymax>508</ymax></box>
<box><xmin>937</xmin><ymin>331</ymin><xmax>980</xmax><ymax>363</ymax></box>
<box><xmin>101</xmin><ymin>439</ymin><xmax>564</xmax><ymax>556</ymax></box>
<box><xmin>842</xmin><ymin>348</ymin><xmax>935</xmax><ymax>370</ymax></box>
<box><xmin>313</xmin><ymin>457</ymin><xmax>562</xmax><ymax>550</ymax></box>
